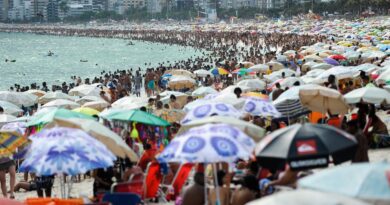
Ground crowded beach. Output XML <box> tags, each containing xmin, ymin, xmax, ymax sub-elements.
<box><xmin>0</xmin><ymin>16</ymin><xmax>390</xmax><ymax>205</ymax></box>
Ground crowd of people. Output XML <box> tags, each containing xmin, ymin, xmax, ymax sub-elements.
<box><xmin>0</xmin><ymin>17</ymin><xmax>389</xmax><ymax>204</ymax></box>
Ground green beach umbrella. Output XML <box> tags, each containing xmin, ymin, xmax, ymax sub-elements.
<box><xmin>107</xmin><ymin>109</ymin><xmax>170</xmax><ymax>127</ymax></box>
<box><xmin>27</xmin><ymin>108</ymin><xmax>94</xmax><ymax>127</ymax></box>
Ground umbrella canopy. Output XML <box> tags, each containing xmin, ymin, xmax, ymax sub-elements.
<box><xmin>264</xmin><ymin>69</ymin><xmax>296</xmax><ymax>82</ymax></box>
<box><xmin>315</xmin><ymin>66</ymin><xmax>354</xmax><ymax>83</ymax></box>
<box><xmin>39</xmin><ymin>91</ymin><xmax>74</xmax><ymax>104</ymax></box>
<box><xmin>194</xmin><ymin>69</ymin><xmax>212</xmax><ymax>77</ymax></box>
<box><xmin>344</xmin><ymin>87</ymin><xmax>390</xmax><ymax>104</ymax></box>
<box><xmin>181</xmin><ymin>102</ymin><xmax>242</xmax><ymax>124</ymax></box>
<box><xmin>210</xmin><ymin>67</ymin><xmax>229</xmax><ymax>75</ymax></box>
<box><xmin>299</xmin><ymin>86</ymin><xmax>349</xmax><ymax>115</ymax></box>
<box><xmin>304</xmin><ymin>54</ymin><xmax>324</xmax><ymax>62</ymax></box>
<box><xmin>0</xmin><ymin>122</ymin><xmax>27</xmax><ymax>158</ymax></box>
<box><xmin>298</xmin><ymin>162</ymin><xmax>390</xmax><ymax>201</ymax></box>
<box><xmin>247</xmin><ymin>190</ymin><xmax>371</xmax><ymax>205</ymax></box>
<box><xmin>20</xmin><ymin>127</ymin><xmax>116</xmax><ymax>176</ymax></box>
<box><xmin>323</xmin><ymin>57</ymin><xmax>340</xmax><ymax>66</ymax></box>
<box><xmin>82</xmin><ymin>100</ymin><xmax>110</xmax><ymax>111</ymax></box>
<box><xmin>25</xmin><ymin>89</ymin><xmax>46</xmax><ymax>97</ymax></box>
<box><xmin>46</xmin><ymin>118</ymin><xmax>138</xmax><ymax>161</ymax></box>
<box><xmin>376</xmin><ymin>69</ymin><xmax>390</xmax><ymax>85</ymax></box>
<box><xmin>177</xmin><ymin>116</ymin><xmax>265</xmax><ymax>142</ymax></box>
<box><xmin>72</xmin><ymin>107</ymin><xmax>100</xmax><ymax>116</ymax></box>
<box><xmin>352</xmin><ymin>63</ymin><xmax>379</xmax><ymax>75</ymax></box>
<box><xmin>75</xmin><ymin>96</ymin><xmax>103</xmax><ymax>105</ymax></box>
<box><xmin>242</xmin><ymin>92</ymin><xmax>269</xmax><ymax>100</ymax></box>
<box><xmin>42</xmin><ymin>99</ymin><xmax>80</xmax><ymax>110</ymax></box>
<box><xmin>248</xmin><ymin>64</ymin><xmax>269</xmax><ymax>72</ymax></box>
<box><xmin>242</xmin><ymin>98</ymin><xmax>281</xmax><ymax>117</ymax></box>
<box><xmin>106</xmin><ymin>109</ymin><xmax>170</xmax><ymax>127</ymax></box>
<box><xmin>158</xmin><ymin>123</ymin><xmax>255</xmax><ymax>163</ymax></box>
<box><xmin>164</xmin><ymin>69</ymin><xmax>195</xmax><ymax>78</ymax></box>
<box><xmin>255</xmin><ymin>123</ymin><xmax>357</xmax><ymax>171</ymax></box>
<box><xmin>270</xmin><ymin>77</ymin><xmax>304</xmax><ymax>90</ymax></box>
<box><xmin>311</xmin><ymin>63</ymin><xmax>333</xmax><ymax>70</ymax></box>
<box><xmin>329</xmin><ymin>54</ymin><xmax>347</xmax><ymax>60</ymax></box>
<box><xmin>168</xmin><ymin>75</ymin><xmax>196</xmax><ymax>90</ymax></box>
<box><xmin>155</xmin><ymin>109</ymin><xmax>186</xmax><ymax>123</ymax></box>
<box><xmin>272</xmin><ymin>85</ymin><xmax>314</xmax><ymax>119</ymax></box>
<box><xmin>0</xmin><ymin>91</ymin><xmax>37</xmax><ymax>107</ymax></box>
<box><xmin>237</xmin><ymin>79</ymin><xmax>266</xmax><ymax>91</ymax></box>
<box><xmin>0</xmin><ymin>114</ymin><xmax>17</xmax><ymax>124</ymax></box>
<box><xmin>0</xmin><ymin>100</ymin><xmax>23</xmax><ymax>116</ymax></box>
<box><xmin>68</xmin><ymin>84</ymin><xmax>102</xmax><ymax>97</ymax></box>
<box><xmin>192</xmin><ymin>86</ymin><xmax>218</xmax><ymax>97</ymax></box>
<box><xmin>27</xmin><ymin>108</ymin><xmax>94</xmax><ymax>127</ymax></box>
<box><xmin>266</xmin><ymin>61</ymin><xmax>284</xmax><ymax>70</ymax></box>
<box><xmin>111</xmin><ymin>96</ymin><xmax>147</xmax><ymax>110</ymax></box>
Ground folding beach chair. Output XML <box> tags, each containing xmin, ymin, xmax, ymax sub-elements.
<box><xmin>102</xmin><ymin>193</ymin><xmax>141</xmax><ymax>205</ymax></box>
<box><xmin>112</xmin><ymin>161</ymin><xmax>163</xmax><ymax>201</ymax></box>
<box><xmin>164</xmin><ymin>163</ymin><xmax>194</xmax><ymax>201</ymax></box>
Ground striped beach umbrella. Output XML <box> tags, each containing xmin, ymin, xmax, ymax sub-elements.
<box><xmin>210</xmin><ymin>67</ymin><xmax>229</xmax><ymax>75</ymax></box>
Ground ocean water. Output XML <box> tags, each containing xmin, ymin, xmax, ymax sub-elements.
<box><xmin>0</xmin><ymin>32</ymin><xmax>203</xmax><ymax>90</ymax></box>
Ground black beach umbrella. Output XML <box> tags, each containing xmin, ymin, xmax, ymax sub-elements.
<box><xmin>255</xmin><ymin>123</ymin><xmax>357</xmax><ymax>171</ymax></box>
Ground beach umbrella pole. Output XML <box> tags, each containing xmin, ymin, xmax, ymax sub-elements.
<box><xmin>204</xmin><ymin>163</ymin><xmax>208</xmax><ymax>205</ymax></box>
<box><xmin>213</xmin><ymin>163</ymin><xmax>221</xmax><ymax>205</ymax></box>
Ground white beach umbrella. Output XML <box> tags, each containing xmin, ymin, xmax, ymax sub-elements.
<box><xmin>82</xmin><ymin>100</ymin><xmax>110</xmax><ymax>111</ymax></box>
<box><xmin>276</xmin><ymin>77</ymin><xmax>305</xmax><ymax>90</ymax></box>
<box><xmin>76</xmin><ymin>96</ymin><xmax>104</xmax><ymax>105</ymax></box>
<box><xmin>42</xmin><ymin>99</ymin><xmax>80</xmax><ymax>110</ymax></box>
<box><xmin>164</xmin><ymin>69</ymin><xmax>195</xmax><ymax>78</ymax></box>
<box><xmin>351</xmin><ymin>63</ymin><xmax>379</xmax><ymax>75</ymax></box>
<box><xmin>376</xmin><ymin>68</ymin><xmax>390</xmax><ymax>84</ymax></box>
<box><xmin>25</xmin><ymin>89</ymin><xmax>46</xmax><ymax>97</ymax></box>
<box><xmin>0</xmin><ymin>114</ymin><xmax>17</xmax><ymax>124</ymax></box>
<box><xmin>0</xmin><ymin>101</ymin><xmax>23</xmax><ymax>116</ymax></box>
<box><xmin>111</xmin><ymin>96</ymin><xmax>147</xmax><ymax>110</ymax></box>
<box><xmin>211</xmin><ymin>93</ymin><xmax>246</xmax><ymax>109</ymax></box>
<box><xmin>0</xmin><ymin>91</ymin><xmax>37</xmax><ymax>107</ymax></box>
<box><xmin>39</xmin><ymin>91</ymin><xmax>74</xmax><ymax>104</ymax></box>
<box><xmin>344</xmin><ymin>87</ymin><xmax>390</xmax><ymax>104</ymax></box>
<box><xmin>68</xmin><ymin>84</ymin><xmax>102</xmax><ymax>97</ymax></box>
<box><xmin>249</xmin><ymin>64</ymin><xmax>269</xmax><ymax>72</ymax></box>
<box><xmin>237</xmin><ymin>79</ymin><xmax>266</xmax><ymax>91</ymax></box>
<box><xmin>194</xmin><ymin>69</ymin><xmax>212</xmax><ymax>77</ymax></box>
<box><xmin>168</xmin><ymin>75</ymin><xmax>196</xmax><ymax>90</ymax></box>
<box><xmin>221</xmin><ymin>85</ymin><xmax>251</xmax><ymax>94</ymax></box>
<box><xmin>311</xmin><ymin>63</ymin><xmax>333</xmax><ymax>70</ymax></box>
<box><xmin>314</xmin><ymin>66</ymin><xmax>354</xmax><ymax>83</ymax></box>
<box><xmin>299</xmin><ymin>86</ymin><xmax>349</xmax><ymax>115</ymax></box>
<box><xmin>266</xmin><ymin>61</ymin><xmax>285</xmax><ymax>70</ymax></box>
<box><xmin>192</xmin><ymin>86</ymin><xmax>218</xmax><ymax>97</ymax></box>
<box><xmin>264</xmin><ymin>69</ymin><xmax>297</xmax><ymax>82</ymax></box>
<box><xmin>247</xmin><ymin>190</ymin><xmax>370</xmax><ymax>205</ymax></box>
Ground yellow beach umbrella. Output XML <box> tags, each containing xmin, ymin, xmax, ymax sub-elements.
<box><xmin>72</xmin><ymin>107</ymin><xmax>100</xmax><ymax>116</ymax></box>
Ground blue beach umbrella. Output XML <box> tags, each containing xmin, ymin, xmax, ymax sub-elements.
<box><xmin>298</xmin><ymin>162</ymin><xmax>390</xmax><ymax>201</ymax></box>
<box><xmin>242</xmin><ymin>97</ymin><xmax>281</xmax><ymax>118</ymax></box>
<box><xmin>157</xmin><ymin>123</ymin><xmax>255</xmax><ymax>163</ymax></box>
<box><xmin>181</xmin><ymin>102</ymin><xmax>242</xmax><ymax>124</ymax></box>
<box><xmin>20</xmin><ymin>127</ymin><xmax>116</xmax><ymax>176</ymax></box>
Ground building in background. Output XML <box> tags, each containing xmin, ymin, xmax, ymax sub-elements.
<box><xmin>0</xmin><ymin>0</ymin><xmax>10</xmax><ymax>21</ymax></box>
<box><xmin>46</xmin><ymin>0</ymin><xmax>58</xmax><ymax>21</ymax></box>
<box><xmin>146</xmin><ymin>0</ymin><xmax>162</xmax><ymax>13</ymax></box>
<box><xmin>68</xmin><ymin>3</ymin><xmax>92</xmax><ymax>16</ymax></box>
